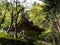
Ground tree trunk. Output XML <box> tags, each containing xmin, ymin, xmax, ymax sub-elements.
<box><xmin>14</xmin><ymin>0</ymin><xmax>18</xmax><ymax>39</ymax></box>
<box><xmin>0</xmin><ymin>23</ymin><xmax>1</xmax><ymax>29</ymax></box>
<box><xmin>14</xmin><ymin>28</ymin><xmax>17</xmax><ymax>39</ymax></box>
<box><xmin>14</xmin><ymin>17</ymin><xmax>17</xmax><ymax>39</ymax></box>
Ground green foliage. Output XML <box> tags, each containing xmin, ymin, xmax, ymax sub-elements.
<box><xmin>0</xmin><ymin>30</ymin><xmax>12</xmax><ymax>38</ymax></box>
<box><xmin>1</xmin><ymin>0</ymin><xmax>60</xmax><ymax>45</ymax></box>
<box><xmin>0</xmin><ymin>30</ymin><xmax>7</xmax><ymax>38</ymax></box>
<box><xmin>0</xmin><ymin>0</ymin><xmax>25</xmax><ymax>29</ymax></box>
<box><xmin>28</xmin><ymin>3</ymin><xmax>46</xmax><ymax>28</ymax></box>
<box><xmin>34</xmin><ymin>40</ymin><xmax>45</xmax><ymax>45</ymax></box>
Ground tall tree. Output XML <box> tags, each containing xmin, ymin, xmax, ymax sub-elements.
<box><xmin>0</xmin><ymin>0</ymin><xmax>11</xmax><ymax>29</ymax></box>
<box><xmin>13</xmin><ymin>0</ymin><xmax>25</xmax><ymax>39</ymax></box>
<box><xmin>41</xmin><ymin>0</ymin><xmax>60</xmax><ymax>45</ymax></box>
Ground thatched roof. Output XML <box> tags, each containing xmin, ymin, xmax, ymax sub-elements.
<box><xmin>8</xmin><ymin>17</ymin><xmax>45</xmax><ymax>34</ymax></box>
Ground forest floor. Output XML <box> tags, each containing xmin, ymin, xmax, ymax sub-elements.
<box><xmin>0</xmin><ymin>30</ymin><xmax>35</xmax><ymax>45</ymax></box>
<box><xmin>0</xmin><ymin>38</ymin><xmax>35</xmax><ymax>45</ymax></box>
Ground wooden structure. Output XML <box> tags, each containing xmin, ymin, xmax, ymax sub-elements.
<box><xmin>7</xmin><ymin>17</ymin><xmax>45</xmax><ymax>35</ymax></box>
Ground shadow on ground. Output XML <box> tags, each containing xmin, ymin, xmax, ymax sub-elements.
<box><xmin>0</xmin><ymin>38</ymin><xmax>35</xmax><ymax>45</ymax></box>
